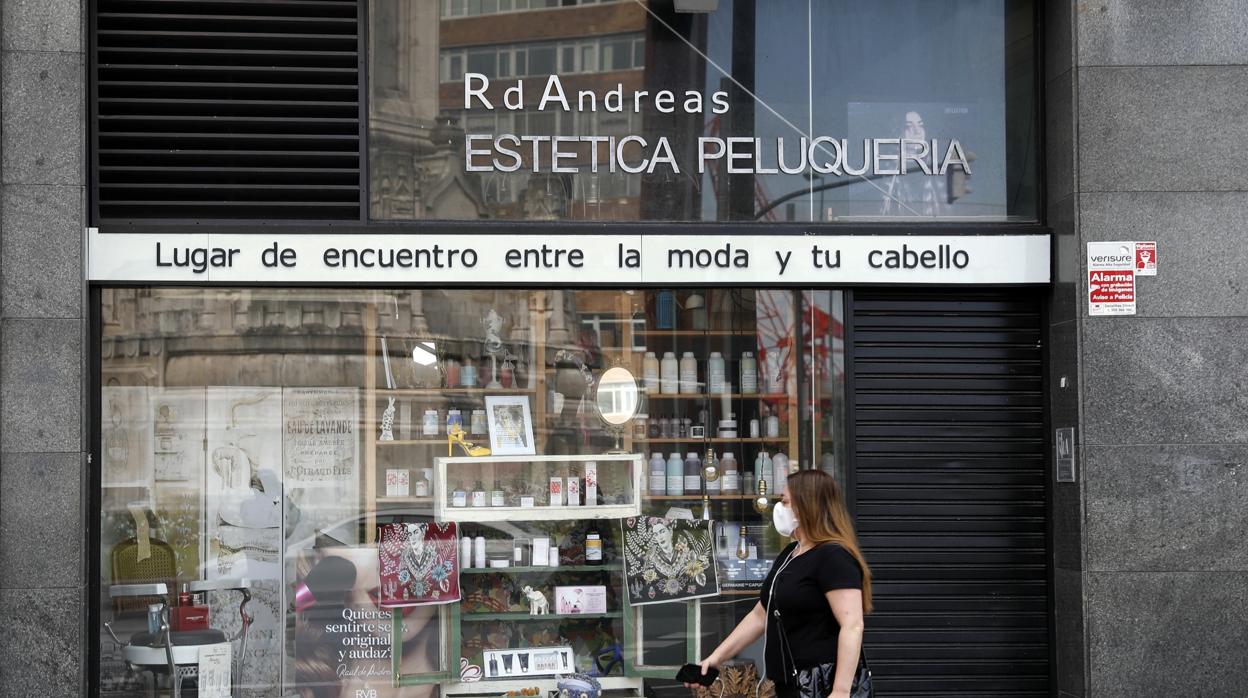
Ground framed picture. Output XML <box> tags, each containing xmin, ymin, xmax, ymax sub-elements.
<box><xmin>484</xmin><ymin>395</ymin><xmax>536</xmax><ymax>456</ymax></box>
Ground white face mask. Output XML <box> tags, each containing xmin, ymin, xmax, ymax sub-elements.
<box><xmin>772</xmin><ymin>502</ymin><xmax>799</xmax><ymax>537</ymax></box>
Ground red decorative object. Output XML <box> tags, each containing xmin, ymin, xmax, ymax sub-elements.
<box><xmin>378</xmin><ymin>522</ymin><xmax>461</xmax><ymax>607</ymax></box>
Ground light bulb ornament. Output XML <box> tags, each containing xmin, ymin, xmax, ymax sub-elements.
<box><xmin>753</xmin><ymin>477</ymin><xmax>771</xmax><ymax>514</ymax></box>
<box><xmin>701</xmin><ymin>448</ymin><xmax>720</xmax><ymax>482</ymax></box>
<box><xmin>736</xmin><ymin>525</ymin><xmax>749</xmax><ymax>560</ymax></box>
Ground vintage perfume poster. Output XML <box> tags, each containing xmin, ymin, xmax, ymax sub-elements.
<box><xmin>101</xmin><ymin>385</ymin><xmax>154</xmax><ymax>488</ymax></box>
<box><xmin>152</xmin><ymin>387</ymin><xmax>205</xmax><ymax>483</ymax></box>
<box><xmin>622</xmin><ymin>517</ymin><xmax>719</xmax><ymax>605</ymax></box>
<box><xmin>282</xmin><ymin>387</ymin><xmax>360</xmax><ymax>547</ymax></box>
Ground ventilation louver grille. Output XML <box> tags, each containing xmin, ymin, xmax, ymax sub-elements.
<box><xmin>94</xmin><ymin>0</ymin><xmax>362</xmax><ymax>222</ymax></box>
<box><xmin>849</xmin><ymin>290</ymin><xmax>1049</xmax><ymax>697</ymax></box>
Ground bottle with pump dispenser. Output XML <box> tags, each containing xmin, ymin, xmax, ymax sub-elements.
<box><xmin>460</xmin><ymin>535</ymin><xmax>473</xmax><ymax>568</ymax></box>
<box><xmin>666</xmin><ymin>452</ymin><xmax>684</xmax><ymax>495</ymax></box>
<box><xmin>684</xmin><ymin>452</ymin><xmax>702</xmax><ymax>494</ymax></box>
<box><xmin>720</xmin><ymin>453</ymin><xmax>740</xmax><ymax>494</ymax></box>
<box><xmin>740</xmin><ymin>352</ymin><xmax>758</xmax><ymax>394</ymax></box>
<box><xmin>643</xmin><ymin>352</ymin><xmax>660</xmax><ymax>393</ymax></box>
<box><xmin>649</xmin><ymin>453</ymin><xmax>667</xmax><ymax>494</ymax></box>
<box><xmin>660</xmin><ymin>352</ymin><xmax>679</xmax><ymax>394</ymax></box>
<box><xmin>707</xmin><ymin>352</ymin><xmax>726</xmax><ymax>394</ymax></box>
<box><xmin>679</xmin><ymin>352</ymin><xmax>698</xmax><ymax>394</ymax></box>
<box><xmin>473</xmin><ymin>535</ymin><xmax>486</xmax><ymax>569</ymax></box>
<box><xmin>773</xmin><ymin>452</ymin><xmax>790</xmax><ymax>492</ymax></box>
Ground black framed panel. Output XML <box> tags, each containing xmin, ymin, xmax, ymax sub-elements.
<box><xmin>90</xmin><ymin>0</ymin><xmax>366</xmax><ymax>223</ymax></box>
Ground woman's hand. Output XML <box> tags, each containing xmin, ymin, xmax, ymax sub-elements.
<box><xmin>827</xmin><ymin>690</ymin><xmax>852</xmax><ymax>698</ymax></box>
<box><xmin>685</xmin><ymin>602</ymin><xmax>764</xmax><ymax>689</ymax></box>
<box><xmin>682</xmin><ymin>655</ymin><xmax>722</xmax><ymax>689</ymax></box>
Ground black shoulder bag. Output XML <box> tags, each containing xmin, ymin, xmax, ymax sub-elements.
<box><xmin>765</xmin><ymin>552</ymin><xmax>873</xmax><ymax>698</ymax></box>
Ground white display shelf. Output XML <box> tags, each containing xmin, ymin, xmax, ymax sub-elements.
<box><xmin>442</xmin><ymin>676</ymin><xmax>643</xmax><ymax>696</ymax></box>
<box><xmin>433</xmin><ymin>454</ymin><xmax>643</xmax><ymax>523</ymax></box>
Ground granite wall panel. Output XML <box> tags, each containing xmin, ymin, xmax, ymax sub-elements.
<box><xmin>1087</xmin><ymin>571</ymin><xmax>1248</xmax><ymax>696</ymax></box>
<box><xmin>1081</xmin><ymin>317</ymin><xmax>1248</xmax><ymax>446</ymax></box>
<box><xmin>1079</xmin><ymin>66</ymin><xmax>1248</xmax><ymax>192</ymax></box>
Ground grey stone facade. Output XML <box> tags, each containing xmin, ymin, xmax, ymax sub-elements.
<box><xmin>0</xmin><ymin>1</ymin><xmax>1245</xmax><ymax>695</ymax></box>
<box><xmin>0</xmin><ymin>0</ymin><xmax>88</xmax><ymax>696</ymax></box>
<box><xmin>1046</xmin><ymin>1</ymin><xmax>1248</xmax><ymax>695</ymax></box>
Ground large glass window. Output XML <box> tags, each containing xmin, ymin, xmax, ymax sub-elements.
<box><xmin>371</xmin><ymin>0</ymin><xmax>1037</xmax><ymax>222</ymax></box>
<box><xmin>96</xmin><ymin>287</ymin><xmax>845</xmax><ymax>696</ymax></box>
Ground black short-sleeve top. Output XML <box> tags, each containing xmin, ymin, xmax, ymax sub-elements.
<box><xmin>758</xmin><ymin>541</ymin><xmax>864</xmax><ymax>684</ymax></box>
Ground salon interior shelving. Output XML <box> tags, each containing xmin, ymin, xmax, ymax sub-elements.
<box><xmin>633</xmin><ymin>437</ymin><xmax>789</xmax><ymax>444</ymax></box>
<box><xmin>459</xmin><ymin>563</ymin><xmax>623</xmax><ymax>575</ymax></box>
<box><xmin>461</xmin><ymin>611</ymin><xmax>626</xmax><ymax>623</ymax></box>
<box><xmin>643</xmin><ymin>495</ymin><xmax>780</xmax><ymax>501</ymax></box>
<box><xmin>357</xmin><ymin>288</ymin><xmax>838</xmax><ymax>692</ymax></box>
<box><xmin>362</xmin><ymin>292</ymin><xmax>552</xmax><ymax>548</ymax></box>
<box><xmin>426</xmin><ymin>453</ymin><xmax>647</xmax><ymax>693</ymax></box>
<box><xmin>641</xmin><ymin>392</ymin><xmax>787</xmax><ymax>400</ymax></box>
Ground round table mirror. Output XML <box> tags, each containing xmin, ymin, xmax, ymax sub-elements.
<box><xmin>595</xmin><ymin>366</ymin><xmax>640</xmax><ymax>452</ymax></box>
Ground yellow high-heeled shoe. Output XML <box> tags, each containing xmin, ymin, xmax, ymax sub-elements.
<box><xmin>447</xmin><ymin>424</ymin><xmax>491</xmax><ymax>457</ymax></box>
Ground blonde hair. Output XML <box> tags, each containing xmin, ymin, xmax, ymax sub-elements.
<box><xmin>787</xmin><ymin>469</ymin><xmax>873</xmax><ymax>614</ymax></box>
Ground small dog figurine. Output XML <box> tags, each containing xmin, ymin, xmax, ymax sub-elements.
<box><xmin>521</xmin><ymin>586</ymin><xmax>549</xmax><ymax>615</ymax></box>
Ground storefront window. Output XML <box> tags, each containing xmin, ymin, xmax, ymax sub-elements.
<box><xmin>96</xmin><ymin>287</ymin><xmax>844</xmax><ymax>696</ymax></box>
<box><xmin>370</xmin><ymin>0</ymin><xmax>1037</xmax><ymax>222</ymax></box>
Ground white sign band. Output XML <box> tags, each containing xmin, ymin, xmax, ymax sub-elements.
<box><xmin>87</xmin><ymin>230</ymin><xmax>1050</xmax><ymax>286</ymax></box>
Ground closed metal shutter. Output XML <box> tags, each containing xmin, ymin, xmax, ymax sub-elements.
<box><xmin>92</xmin><ymin>0</ymin><xmax>363</xmax><ymax>222</ymax></box>
<box><xmin>848</xmin><ymin>290</ymin><xmax>1048</xmax><ymax>696</ymax></box>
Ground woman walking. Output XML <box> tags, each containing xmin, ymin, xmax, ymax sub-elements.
<box><xmin>688</xmin><ymin>470</ymin><xmax>872</xmax><ymax>698</ymax></box>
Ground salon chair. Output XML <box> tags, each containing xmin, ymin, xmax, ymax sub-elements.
<box><xmin>104</xmin><ymin>579</ymin><xmax>252</xmax><ymax>698</ymax></box>
<box><xmin>110</xmin><ymin>536</ymin><xmax>177</xmax><ymax>616</ymax></box>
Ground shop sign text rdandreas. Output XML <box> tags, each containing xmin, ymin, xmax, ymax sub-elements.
<box><xmin>462</xmin><ymin>74</ymin><xmax>973</xmax><ymax>177</ymax></box>
<box><xmin>89</xmin><ymin>231</ymin><xmax>1050</xmax><ymax>285</ymax></box>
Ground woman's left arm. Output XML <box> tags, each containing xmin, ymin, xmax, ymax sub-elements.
<box><xmin>825</xmin><ymin>588</ymin><xmax>865</xmax><ymax>698</ymax></box>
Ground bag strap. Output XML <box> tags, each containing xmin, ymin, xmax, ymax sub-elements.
<box><xmin>773</xmin><ymin>611</ymin><xmax>798</xmax><ymax>679</ymax></box>
<box><xmin>762</xmin><ymin>548</ymin><xmax>799</xmax><ymax>684</ymax></box>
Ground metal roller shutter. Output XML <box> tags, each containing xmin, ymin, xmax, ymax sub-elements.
<box><xmin>848</xmin><ymin>290</ymin><xmax>1049</xmax><ymax>697</ymax></box>
<box><xmin>92</xmin><ymin>0</ymin><xmax>363</xmax><ymax>222</ymax></box>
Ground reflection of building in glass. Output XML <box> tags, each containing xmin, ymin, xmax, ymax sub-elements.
<box><xmin>371</xmin><ymin>1</ymin><xmax>736</xmax><ymax>222</ymax></box>
<box><xmin>370</xmin><ymin>1</ymin><xmax>488</xmax><ymax>220</ymax></box>
<box><xmin>437</xmin><ymin>2</ymin><xmax>651</xmax><ymax>220</ymax></box>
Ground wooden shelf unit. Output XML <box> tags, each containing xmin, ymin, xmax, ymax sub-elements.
<box><xmin>634</xmin><ymin>329</ymin><xmax>755</xmax><ymax>337</ymax></box>
<box><xmin>642</xmin><ymin>392</ymin><xmax>788</xmax><ymax>400</ymax></box>
<box><xmin>634</xmin><ymin>437</ymin><xmax>789</xmax><ymax>444</ymax></box>
<box><xmin>360</xmin><ymin>289</ymin><xmax>809</xmax><ymax>689</ymax></box>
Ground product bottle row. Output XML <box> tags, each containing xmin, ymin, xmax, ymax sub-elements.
<box><xmin>641</xmin><ymin>350</ymin><xmax>773</xmax><ymax>395</ymax></box>
<box><xmin>644</xmin><ymin>450</ymin><xmax>791</xmax><ymax>497</ymax></box>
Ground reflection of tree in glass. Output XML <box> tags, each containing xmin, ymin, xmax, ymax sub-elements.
<box><xmin>755</xmin><ymin>291</ymin><xmax>794</xmax><ymax>423</ymax></box>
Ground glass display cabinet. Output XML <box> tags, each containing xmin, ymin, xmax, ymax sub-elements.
<box><xmin>432</xmin><ymin>455</ymin><xmax>643</xmax><ymax>523</ymax></box>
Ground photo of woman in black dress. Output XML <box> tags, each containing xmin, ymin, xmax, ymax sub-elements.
<box><xmin>686</xmin><ymin>470</ymin><xmax>873</xmax><ymax>698</ymax></box>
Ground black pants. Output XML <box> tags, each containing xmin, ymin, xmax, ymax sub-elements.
<box><xmin>772</xmin><ymin>679</ymin><xmax>801</xmax><ymax>698</ymax></box>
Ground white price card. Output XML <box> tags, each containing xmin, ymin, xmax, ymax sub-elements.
<box><xmin>198</xmin><ymin>644</ymin><xmax>232</xmax><ymax>698</ymax></box>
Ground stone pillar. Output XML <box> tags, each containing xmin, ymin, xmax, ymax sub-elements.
<box><xmin>1048</xmin><ymin>2</ymin><xmax>1248</xmax><ymax>695</ymax></box>
<box><xmin>0</xmin><ymin>0</ymin><xmax>88</xmax><ymax>695</ymax></box>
